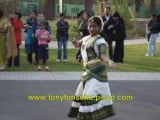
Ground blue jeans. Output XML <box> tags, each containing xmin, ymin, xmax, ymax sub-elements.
<box><xmin>57</xmin><ymin>36</ymin><xmax>68</xmax><ymax>60</ymax></box>
<box><xmin>147</xmin><ymin>33</ymin><xmax>158</xmax><ymax>55</ymax></box>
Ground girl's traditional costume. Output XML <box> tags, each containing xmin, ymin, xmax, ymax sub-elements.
<box><xmin>68</xmin><ymin>34</ymin><xmax>115</xmax><ymax>120</ymax></box>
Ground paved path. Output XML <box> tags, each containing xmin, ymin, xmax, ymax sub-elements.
<box><xmin>0</xmin><ymin>80</ymin><xmax>160</xmax><ymax>120</ymax></box>
<box><xmin>20</xmin><ymin>38</ymin><xmax>160</xmax><ymax>49</ymax></box>
<box><xmin>0</xmin><ymin>72</ymin><xmax>160</xmax><ymax>80</ymax></box>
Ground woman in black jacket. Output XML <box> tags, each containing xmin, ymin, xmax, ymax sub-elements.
<box><xmin>112</xmin><ymin>12</ymin><xmax>126</xmax><ymax>63</ymax></box>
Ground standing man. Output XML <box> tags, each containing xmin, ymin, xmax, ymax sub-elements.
<box><xmin>146</xmin><ymin>14</ymin><xmax>160</xmax><ymax>56</ymax></box>
<box><xmin>147</xmin><ymin>13</ymin><xmax>156</xmax><ymax>42</ymax></box>
<box><xmin>102</xmin><ymin>7</ymin><xmax>115</xmax><ymax>60</ymax></box>
<box><xmin>56</xmin><ymin>13</ymin><xmax>69</xmax><ymax>62</ymax></box>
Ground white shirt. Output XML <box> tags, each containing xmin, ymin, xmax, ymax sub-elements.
<box><xmin>105</xmin><ymin>15</ymin><xmax>110</xmax><ymax>22</ymax></box>
<box><xmin>81</xmin><ymin>35</ymin><xmax>107</xmax><ymax>62</ymax></box>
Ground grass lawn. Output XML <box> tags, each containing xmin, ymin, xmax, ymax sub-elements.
<box><xmin>5</xmin><ymin>44</ymin><xmax>160</xmax><ymax>72</ymax></box>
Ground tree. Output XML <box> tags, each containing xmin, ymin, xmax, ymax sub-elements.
<box><xmin>84</xmin><ymin>0</ymin><xmax>93</xmax><ymax>13</ymax></box>
<box><xmin>44</xmin><ymin>0</ymin><xmax>55</xmax><ymax>20</ymax></box>
<box><xmin>0</xmin><ymin>0</ymin><xmax>19</xmax><ymax>16</ymax></box>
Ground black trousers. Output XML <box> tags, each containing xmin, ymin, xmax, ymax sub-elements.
<box><xmin>113</xmin><ymin>39</ymin><xmax>124</xmax><ymax>62</ymax></box>
<box><xmin>76</xmin><ymin>48</ymin><xmax>82</xmax><ymax>62</ymax></box>
<box><xmin>27</xmin><ymin>42</ymin><xmax>39</xmax><ymax>64</ymax></box>
<box><xmin>7</xmin><ymin>44</ymin><xmax>20</xmax><ymax>67</ymax></box>
<box><xmin>27</xmin><ymin>53</ymin><xmax>38</xmax><ymax>64</ymax></box>
<box><xmin>107</xmin><ymin>40</ymin><xmax>113</xmax><ymax>60</ymax></box>
<box><xmin>34</xmin><ymin>42</ymin><xmax>39</xmax><ymax>64</ymax></box>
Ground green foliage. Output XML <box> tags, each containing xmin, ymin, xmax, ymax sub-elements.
<box><xmin>92</xmin><ymin>0</ymin><xmax>101</xmax><ymax>15</ymax></box>
<box><xmin>139</xmin><ymin>4</ymin><xmax>150</xmax><ymax>18</ymax></box>
<box><xmin>111</xmin><ymin>0</ymin><xmax>134</xmax><ymax>30</ymax></box>
<box><xmin>143</xmin><ymin>0</ymin><xmax>151</xmax><ymax>7</ymax></box>
<box><xmin>69</xmin><ymin>21</ymin><xmax>79</xmax><ymax>39</ymax></box>
<box><xmin>139</xmin><ymin>0</ymin><xmax>160</xmax><ymax>18</ymax></box>
<box><xmin>0</xmin><ymin>0</ymin><xmax>18</xmax><ymax>16</ymax></box>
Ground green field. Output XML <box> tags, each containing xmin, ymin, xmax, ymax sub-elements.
<box><xmin>5</xmin><ymin>44</ymin><xmax>160</xmax><ymax>72</ymax></box>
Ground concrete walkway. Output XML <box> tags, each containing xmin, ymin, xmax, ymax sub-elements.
<box><xmin>0</xmin><ymin>72</ymin><xmax>160</xmax><ymax>80</ymax></box>
<box><xmin>20</xmin><ymin>38</ymin><xmax>160</xmax><ymax>49</ymax></box>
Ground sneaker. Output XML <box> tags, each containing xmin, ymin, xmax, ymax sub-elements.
<box><xmin>36</xmin><ymin>66</ymin><xmax>41</xmax><ymax>71</ymax></box>
<box><xmin>145</xmin><ymin>54</ymin><xmax>151</xmax><ymax>56</ymax></box>
<box><xmin>63</xmin><ymin>59</ymin><xmax>67</xmax><ymax>62</ymax></box>
<box><xmin>151</xmin><ymin>53</ymin><xmax>157</xmax><ymax>56</ymax></box>
<box><xmin>45</xmin><ymin>66</ymin><xmax>50</xmax><ymax>71</ymax></box>
<box><xmin>56</xmin><ymin>59</ymin><xmax>60</xmax><ymax>63</ymax></box>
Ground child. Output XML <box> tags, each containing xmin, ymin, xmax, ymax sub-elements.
<box><xmin>37</xmin><ymin>13</ymin><xmax>51</xmax><ymax>34</ymax></box>
<box><xmin>68</xmin><ymin>16</ymin><xmax>116</xmax><ymax>120</ymax></box>
<box><xmin>35</xmin><ymin>21</ymin><xmax>51</xmax><ymax>71</ymax></box>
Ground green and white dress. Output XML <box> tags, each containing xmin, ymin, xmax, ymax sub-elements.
<box><xmin>68</xmin><ymin>35</ymin><xmax>115</xmax><ymax>120</ymax></box>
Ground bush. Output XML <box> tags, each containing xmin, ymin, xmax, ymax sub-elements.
<box><xmin>139</xmin><ymin>4</ymin><xmax>150</xmax><ymax>18</ymax></box>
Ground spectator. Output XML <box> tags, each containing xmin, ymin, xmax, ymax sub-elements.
<box><xmin>56</xmin><ymin>13</ymin><xmax>69</xmax><ymax>62</ymax></box>
<box><xmin>76</xmin><ymin>13</ymin><xmax>90</xmax><ymax>62</ymax></box>
<box><xmin>37</xmin><ymin>13</ymin><xmax>51</xmax><ymax>64</ymax></box>
<box><xmin>146</xmin><ymin>14</ymin><xmax>160</xmax><ymax>56</ymax></box>
<box><xmin>147</xmin><ymin>13</ymin><xmax>156</xmax><ymax>42</ymax></box>
<box><xmin>0</xmin><ymin>9</ymin><xmax>8</xmax><ymax>70</ymax></box>
<box><xmin>112</xmin><ymin>12</ymin><xmax>126</xmax><ymax>63</ymax></box>
<box><xmin>35</xmin><ymin>21</ymin><xmax>51</xmax><ymax>71</ymax></box>
<box><xmin>78</xmin><ymin>13</ymin><xmax>90</xmax><ymax>37</ymax></box>
<box><xmin>7</xmin><ymin>12</ymin><xmax>24</xmax><ymax>67</ymax></box>
<box><xmin>77</xmin><ymin>9</ymin><xmax>86</xmax><ymax>27</ymax></box>
<box><xmin>102</xmin><ymin>7</ymin><xmax>115</xmax><ymax>60</ymax></box>
<box><xmin>37</xmin><ymin>13</ymin><xmax>51</xmax><ymax>34</ymax></box>
<box><xmin>24</xmin><ymin>11</ymin><xmax>38</xmax><ymax>64</ymax></box>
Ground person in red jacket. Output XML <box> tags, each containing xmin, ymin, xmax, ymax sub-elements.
<box><xmin>8</xmin><ymin>12</ymin><xmax>24</xmax><ymax>67</ymax></box>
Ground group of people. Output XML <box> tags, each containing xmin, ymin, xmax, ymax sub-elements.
<box><xmin>76</xmin><ymin>7</ymin><xmax>126</xmax><ymax>63</ymax></box>
<box><xmin>0</xmin><ymin>9</ymin><xmax>70</xmax><ymax>71</ymax></box>
<box><xmin>0</xmin><ymin>6</ymin><xmax>126</xmax><ymax>72</ymax></box>
<box><xmin>146</xmin><ymin>13</ymin><xmax>160</xmax><ymax>56</ymax></box>
<box><xmin>0</xmin><ymin>10</ymin><xmax>23</xmax><ymax>70</ymax></box>
<box><xmin>102</xmin><ymin>7</ymin><xmax>126</xmax><ymax>63</ymax></box>
<box><xmin>24</xmin><ymin>11</ymin><xmax>51</xmax><ymax>71</ymax></box>
<box><xmin>0</xmin><ymin>9</ymin><xmax>52</xmax><ymax>71</ymax></box>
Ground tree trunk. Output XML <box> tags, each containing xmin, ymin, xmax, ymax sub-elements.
<box><xmin>84</xmin><ymin>0</ymin><xmax>93</xmax><ymax>13</ymax></box>
<box><xmin>150</xmin><ymin>0</ymin><xmax>156</xmax><ymax>13</ymax></box>
<box><xmin>135</xmin><ymin>0</ymin><xmax>143</xmax><ymax>12</ymax></box>
<box><xmin>44</xmin><ymin>0</ymin><xmax>55</xmax><ymax>20</ymax></box>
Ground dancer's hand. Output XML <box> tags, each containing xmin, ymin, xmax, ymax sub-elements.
<box><xmin>108</xmin><ymin>60</ymin><xmax>116</xmax><ymax>71</ymax></box>
<box><xmin>72</xmin><ymin>39</ymin><xmax>79</xmax><ymax>48</ymax></box>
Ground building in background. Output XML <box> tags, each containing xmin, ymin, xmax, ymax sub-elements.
<box><xmin>0</xmin><ymin>0</ymin><xmax>96</xmax><ymax>19</ymax></box>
